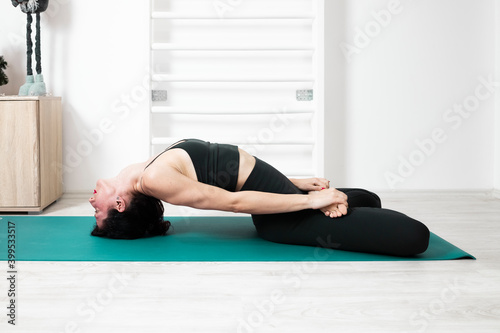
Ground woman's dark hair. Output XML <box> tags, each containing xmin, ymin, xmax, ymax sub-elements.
<box><xmin>91</xmin><ymin>193</ymin><xmax>171</xmax><ymax>239</ymax></box>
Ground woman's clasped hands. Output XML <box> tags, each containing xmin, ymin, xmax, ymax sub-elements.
<box><xmin>294</xmin><ymin>177</ymin><xmax>348</xmax><ymax>218</ymax></box>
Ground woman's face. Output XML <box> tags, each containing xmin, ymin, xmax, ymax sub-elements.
<box><xmin>89</xmin><ymin>178</ymin><xmax>117</xmax><ymax>227</ymax></box>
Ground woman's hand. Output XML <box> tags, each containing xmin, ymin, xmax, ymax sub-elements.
<box><xmin>308</xmin><ymin>188</ymin><xmax>348</xmax><ymax>218</ymax></box>
<box><xmin>290</xmin><ymin>177</ymin><xmax>330</xmax><ymax>192</ymax></box>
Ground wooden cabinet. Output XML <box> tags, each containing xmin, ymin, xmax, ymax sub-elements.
<box><xmin>0</xmin><ymin>96</ymin><xmax>62</xmax><ymax>212</ymax></box>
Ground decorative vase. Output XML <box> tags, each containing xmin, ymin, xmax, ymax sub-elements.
<box><xmin>18</xmin><ymin>75</ymin><xmax>34</xmax><ymax>96</ymax></box>
<box><xmin>28</xmin><ymin>74</ymin><xmax>46</xmax><ymax>96</ymax></box>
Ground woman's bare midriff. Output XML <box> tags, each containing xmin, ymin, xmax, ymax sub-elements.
<box><xmin>235</xmin><ymin>148</ymin><xmax>256</xmax><ymax>191</ymax></box>
<box><xmin>145</xmin><ymin>147</ymin><xmax>255</xmax><ymax>192</ymax></box>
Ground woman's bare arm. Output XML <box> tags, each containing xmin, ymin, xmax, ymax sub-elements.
<box><xmin>141</xmin><ymin>168</ymin><xmax>347</xmax><ymax>215</ymax></box>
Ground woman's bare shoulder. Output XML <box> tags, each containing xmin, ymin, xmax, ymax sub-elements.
<box><xmin>140</xmin><ymin>150</ymin><xmax>197</xmax><ymax>193</ymax></box>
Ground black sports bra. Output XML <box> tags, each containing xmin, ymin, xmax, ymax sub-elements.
<box><xmin>145</xmin><ymin>139</ymin><xmax>240</xmax><ymax>192</ymax></box>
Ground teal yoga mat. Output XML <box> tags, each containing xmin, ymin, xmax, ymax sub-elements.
<box><xmin>0</xmin><ymin>216</ymin><xmax>474</xmax><ymax>261</ymax></box>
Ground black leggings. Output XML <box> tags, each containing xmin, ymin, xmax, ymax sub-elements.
<box><xmin>240</xmin><ymin>158</ymin><xmax>430</xmax><ymax>257</ymax></box>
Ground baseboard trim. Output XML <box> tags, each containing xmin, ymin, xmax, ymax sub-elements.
<box><xmin>374</xmin><ymin>188</ymin><xmax>494</xmax><ymax>197</ymax></box>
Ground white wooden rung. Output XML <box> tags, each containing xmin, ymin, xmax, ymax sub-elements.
<box><xmin>151</xmin><ymin>12</ymin><xmax>315</xmax><ymax>20</ymax></box>
<box><xmin>152</xmin><ymin>43</ymin><xmax>315</xmax><ymax>51</ymax></box>
<box><xmin>151</xmin><ymin>106</ymin><xmax>314</xmax><ymax>115</ymax></box>
<box><xmin>151</xmin><ymin>137</ymin><xmax>315</xmax><ymax>146</ymax></box>
<box><xmin>152</xmin><ymin>74</ymin><xmax>314</xmax><ymax>83</ymax></box>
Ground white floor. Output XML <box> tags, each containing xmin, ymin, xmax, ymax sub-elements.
<box><xmin>1</xmin><ymin>191</ymin><xmax>500</xmax><ymax>332</ymax></box>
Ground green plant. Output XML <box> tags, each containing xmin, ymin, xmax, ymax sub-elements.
<box><xmin>0</xmin><ymin>56</ymin><xmax>8</xmax><ymax>87</ymax></box>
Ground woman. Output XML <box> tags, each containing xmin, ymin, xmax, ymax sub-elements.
<box><xmin>89</xmin><ymin>139</ymin><xmax>430</xmax><ymax>256</ymax></box>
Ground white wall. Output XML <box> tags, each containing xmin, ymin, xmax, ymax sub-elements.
<box><xmin>1</xmin><ymin>0</ymin><xmax>498</xmax><ymax>193</ymax></box>
<box><xmin>325</xmin><ymin>0</ymin><xmax>497</xmax><ymax>191</ymax></box>
<box><xmin>0</xmin><ymin>0</ymin><xmax>151</xmax><ymax>193</ymax></box>
<box><xmin>495</xmin><ymin>0</ymin><xmax>500</xmax><ymax>196</ymax></box>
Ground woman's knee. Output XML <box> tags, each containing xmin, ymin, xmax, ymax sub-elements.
<box><xmin>339</xmin><ymin>188</ymin><xmax>382</xmax><ymax>208</ymax></box>
<box><xmin>399</xmin><ymin>221</ymin><xmax>430</xmax><ymax>256</ymax></box>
